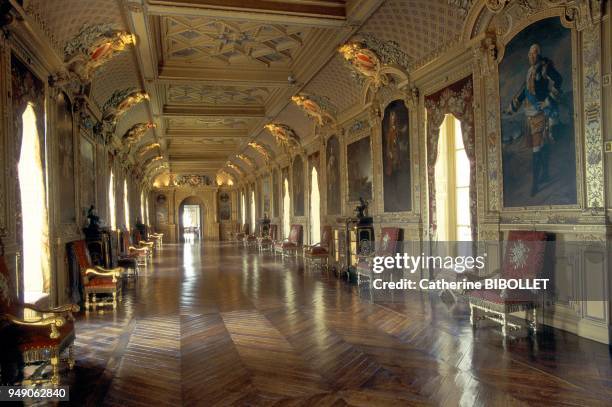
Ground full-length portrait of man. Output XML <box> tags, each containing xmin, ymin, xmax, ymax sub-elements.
<box><xmin>505</xmin><ymin>43</ymin><xmax>563</xmax><ymax>196</ymax></box>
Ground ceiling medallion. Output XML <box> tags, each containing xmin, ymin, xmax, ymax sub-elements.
<box><xmin>338</xmin><ymin>33</ymin><xmax>410</xmax><ymax>88</ymax></box>
<box><xmin>122</xmin><ymin>122</ymin><xmax>155</xmax><ymax>146</ymax></box>
<box><xmin>291</xmin><ymin>93</ymin><xmax>337</xmax><ymax>126</ymax></box>
<box><xmin>264</xmin><ymin>123</ymin><xmax>300</xmax><ymax>151</ymax></box>
<box><xmin>247</xmin><ymin>141</ymin><xmax>272</xmax><ymax>162</ymax></box>
<box><xmin>64</xmin><ymin>24</ymin><xmax>135</xmax><ymax>82</ymax></box>
<box><xmin>235</xmin><ymin>154</ymin><xmax>254</xmax><ymax>167</ymax></box>
<box><xmin>102</xmin><ymin>88</ymin><xmax>149</xmax><ymax>124</ymax></box>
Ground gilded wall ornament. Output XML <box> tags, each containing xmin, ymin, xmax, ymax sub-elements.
<box><xmin>247</xmin><ymin>142</ymin><xmax>272</xmax><ymax>162</ymax></box>
<box><xmin>136</xmin><ymin>142</ymin><xmax>161</xmax><ymax>157</ymax></box>
<box><xmin>172</xmin><ymin>175</ymin><xmax>213</xmax><ymax>187</ymax></box>
<box><xmin>291</xmin><ymin>93</ymin><xmax>337</xmax><ymax>126</ymax></box>
<box><xmin>226</xmin><ymin>162</ymin><xmax>244</xmax><ymax>177</ymax></box>
<box><xmin>122</xmin><ymin>122</ymin><xmax>155</xmax><ymax>146</ymax></box>
<box><xmin>64</xmin><ymin>24</ymin><xmax>135</xmax><ymax>82</ymax></box>
<box><xmin>264</xmin><ymin>123</ymin><xmax>300</xmax><ymax>151</ymax></box>
<box><xmin>236</xmin><ymin>154</ymin><xmax>254</xmax><ymax>167</ymax></box>
<box><xmin>102</xmin><ymin>88</ymin><xmax>149</xmax><ymax>124</ymax></box>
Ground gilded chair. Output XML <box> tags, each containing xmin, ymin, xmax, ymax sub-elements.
<box><xmin>258</xmin><ymin>224</ymin><xmax>277</xmax><ymax>253</ymax></box>
<box><xmin>134</xmin><ymin>230</ymin><xmax>154</xmax><ymax>259</ymax></box>
<box><xmin>69</xmin><ymin>240</ymin><xmax>123</xmax><ymax>310</ymax></box>
<box><xmin>0</xmin><ymin>240</ymin><xmax>79</xmax><ymax>385</ymax></box>
<box><xmin>245</xmin><ymin>223</ymin><xmax>260</xmax><ymax>248</ymax></box>
<box><xmin>303</xmin><ymin>226</ymin><xmax>332</xmax><ymax>270</ymax></box>
<box><xmin>274</xmin><ymin>224</ymin><xmax>303</xmax><ymax>257</ymax></box>
<box><xmin>356</xmin><ymin>227</ymin><xmax>401</xmax><ymax>285</ymax></box>
<box><xmin>149</xmin><ymin>231</ymin><xmax>163</xmax><ymax>248</ymax></box>
<box><xmin>117</xmin><ymin>230</ymin><xmax>145</xmax><ymax>275</ymax></box>
<box><xmin>468</xmin><ymin>231</ymin><xmax>551</xmax><ymax>337</ymax></box>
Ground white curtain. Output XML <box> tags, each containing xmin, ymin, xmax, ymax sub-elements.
<box><xmin>18</xmin><ymin>104</ymin><xmax>51</xmax><ymax>294</ymax></box>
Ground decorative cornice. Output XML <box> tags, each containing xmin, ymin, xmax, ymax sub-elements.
<box><xmin>291</xmin><ymin>93</ymin><xmax>337</xmax><ymax>126</ymax></box>
<box><xmin>247</xmin><ymin>141</ymin><xmax>272</xmax><ymax>162</ymax></box>
<box><xmin>264</xmin><ymin>123</ymin><xmax>301</xmax><ymax>151</ymax></box>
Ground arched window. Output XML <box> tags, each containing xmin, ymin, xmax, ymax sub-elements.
<box><xmin>435</xmin><ymin>114</ymin><xmax>471</xmax><ymax>241</ymax></box>
<box><xmin>283</xmin><ymin>178</ymin><xmax>290</xmax><ymax>238</ymax></box>
<box><xmin>140</xmin><ymin>190</ymin><xmax>145</xmax><ymax>224</ymax></box>
<box><xmin>109</xmin><ymin>170</ymin><xmax>116</xmax><ymax>230</ymax></box>
<box><xmin>18</xmin><ymin>103</ymin><xmax>50</xmax><ymax>297</ymax></box>
<box><xmin>309</xmin><ymin>167</ymin><xmax>320</xmax><ymax>244</ymax></box>
<box><xmin>145</xmin><ymin>195</ymin><xmax>150</xmax><ymax>225</ymax></box>
<box><xmin>250</xmin><ymin>189</ymin><xmax>256</xmax><ymax>232</ymax></box>
<box><xmin>123</xmin><ymin>179</ymin><xmax>130</xmax><ymax>229</ymax></box>
<box><xmin>241</xmin><ymin>192</ymin><xmax>246</xmax><ymax>226</ymax></box>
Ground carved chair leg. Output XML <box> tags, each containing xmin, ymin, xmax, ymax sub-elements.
<box><xmin>85</xmin><ymin>292</ymin><xmax>91</xmax><ymax>310</ymax></box>
<box><xmin>92</xmin><ymin>294</ymin><xmax>97</xmax><ymax>309</ymax></box>
<box><xmin>531</xmin><ymin>308</ymin><xmax>538</xmax><ymax>335</ymax></box>
<box><xmin>501</xmin><ymin>313</ymin><xmax>508</xmax><ymax>337</ymax></box>
<box><xmin>50</xmin><ymin>356</ymin><xmax>60</xmax><ymax>386</ymax></box>
<box><xmin>112</xmin><ymin>292</ymin><xmax>118</xmax><ymax>309</ymax></box>
<box><xmin>68</xmin><ymin>346</ymin><xmax>75</xmax><ymax>370</ymax></box>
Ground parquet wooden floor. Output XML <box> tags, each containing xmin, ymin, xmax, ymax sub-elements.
<box><xmin>53</xmin><ymin>243</ymin><xmax>611</xmax><ymax>406</ymax></box>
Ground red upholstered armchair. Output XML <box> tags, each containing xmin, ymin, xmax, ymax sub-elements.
<box><xmin>303</xmin><ymin>226</ymin><xmax>332</xmax><ymax>270</ymax></box>
<box><xmin>274</xmin><ymin>224</ymin><xmax>303</xmax><ymax>257</ymax></box>
<box><xmin>0</xmin><ymin>241</ymin><xmax>78</xmax><ymax>385</ymax></box>
<box><xmin>468</xmin><ymin>231</ymin><xmax>551</xmax><ymax>337</ymax></box>
<box><xmin>356</xmin><ymin>227</ymin><xmax>401</xmax><ymax>285</ymax></box>
<box><xmin>70</xmin><ymin>240</ymin><xmax>123</xmax><ymax>311</ymax></box>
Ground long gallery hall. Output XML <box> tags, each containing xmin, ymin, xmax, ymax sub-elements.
<box><xmin>0</xmin><ymin>0</ymin><xmax>611</xmax><ymax>406</ymax></box>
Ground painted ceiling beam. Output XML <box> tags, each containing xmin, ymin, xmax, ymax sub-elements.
<box><xmin>163</xmin><ymin>104</ymin><xmax>265</xmax><ymax>118</ymax></box>
<box><xmin>158</xmin><ymin>65</ymin><xmax>292</xmax><ymax>87</ymax></box>
<box><xmin>146</xmin><ymin>0</ymin><xmax>346</xmax><ymax>27</ymax></box>
<box><xmin>166</xmin><ymin>128</ymin><xmax>249</xmax><ymax>137</ymax></box>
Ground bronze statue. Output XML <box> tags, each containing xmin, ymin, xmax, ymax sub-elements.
<box><xmin>355</xmin><ymin>197</ymin><xmax>368</xmax><ymax>219</ymax></box>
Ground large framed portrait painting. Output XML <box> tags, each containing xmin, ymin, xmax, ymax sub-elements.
<box><xmin>382</xmin><ymin>100</ymin><xmax>411</xmax><ymax>212</ymax></box>
<box><xmin>326</xmin><ymin>135</ymin><xmax>341</xmax><ymax>215</ymax></box>
<box><xmin>347</xmin><ymin>136</ymin><xmax>372</xmax><ymax>202</ymax></box>
<box><xmin>499</xmin><ymin>17</ymin><xmax>577</xmax><ymax>207</ymax></box>
<box><xmin>292</xmin><ymin>156</ymin><xmax>304</xmax><ymax>216</ymax></box>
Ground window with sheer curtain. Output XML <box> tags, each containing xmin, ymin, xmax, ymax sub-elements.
<box><xmin>124</xmin><ymin>179</ymin><xmax>130</xmax><ymax>229</ymax></box>
<box><xmin>241</xmin><ymin>192</ymin><xmax>246</xmax><ymax>226</ymax></box>
<box><xmin>18</xmin><ymin>103</ymin><xmax>50</xmax><ymax>299</ymax></box>
<box><xmin>283</xmin><ymin>178</ymin><xmax>290</xmax><ymax>238</ymax></box>
<box><xmin>250</xmin><ymin>190</ymin><xmax>256</xmax><ymax>233</ymax></box>
<box><xmin>434</xmin><ymin>114</ymin><xmax>472</xmax><ymax>242</ymax></box>
<box><xmin>309</xmin><ymin>167</ymin><xmax>320</xmax><ymax>244</ymax></box>
<box><xmin>109</xmin><ymin>170</ymin><xmax>116</xmax><ymax>230</ymax></box>
<box><xmin>140</xmin><ymin>191</ymin><xmax>145</xmax><ymax>224</ymax></box>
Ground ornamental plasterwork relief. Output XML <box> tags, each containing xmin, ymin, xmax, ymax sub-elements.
<box><xmin>63</xmin><ymin>24</ymin><xmax>135</xmax><ymax>83</ymax></box>
<box><xmin>291</xmin><ymin>93</ymin><xmax>337</xmax><ymax>126</ymax></box>
<box><xmin>264</xmin><ymin>123</ymin><xmax>301</xmax><ymax>152</ymax></box>
<box><xmin>122</xmin><ymin>122</ymin><xmax>155</xmax><ymax>147</ymax></box>
<box><xmin>247</xmin><ymin>142</ymin><xmax>272</xmax><ymax>162</ymax></box>
<box><xmin>235</xmin><ymin>154</ymin><xmax>254</xmax><ymax>168</ymax></box>
<box><xmin>171</xmin><ymin>174</ymin><xmax>213</xmax><ymax>187</ymax></box>
<box><xmin>102</xmin><ymin>88</ymin><xmax>149</xmax><ymax>125</ymax></box>
<box><xmin>338</xmin><ymin>33</ymin><xmax>410</xmax><ymax>89</ymax></box>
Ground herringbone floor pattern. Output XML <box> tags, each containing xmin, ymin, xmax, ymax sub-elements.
<box><xmin>54</xmin><ymin>243</ymin><xmax>611</xmax><ymax>406</ymax></box>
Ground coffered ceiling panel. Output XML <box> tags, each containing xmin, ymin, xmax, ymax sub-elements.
<box><xmin>161</xmin><ymin>16</ymin><xmax>311</xmax><ymax>66</ymax></box>
<box><xmin>166</xmin><ymin>84</ymin><xmax>275</xmax><ymax>105</ymax></box>
<box><xmin>361</xmin><ymin>0</ymin><xmax>465</xmax><ymax>62</ymax></box>
<box><xmin>28</xmin><ymin>0</ymin><xmax>125</xmax><ymax>48</ymax></box>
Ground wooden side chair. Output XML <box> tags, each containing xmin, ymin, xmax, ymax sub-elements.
<box><xmin>356</xmin><ymin>227</ymin><xmax>402</xmax><ymax>285</ymax></box>
<box><xmin>0</xmin><ymin>239</ymin><xmax>78</xmax><ymax>385</ymax></box>
<box><xmin>304</xmin><ymin>225</ymin><xmax>332</xmax><ymax>270</ymax></box>
<box><xmin>69</xmin><ymin>240</ymin><xmax>123</xmax><ymax>311</ymax></box>
<box><xmin>274</xmin><ymin>224</ymin><xmax>303</xmax><ymax>257</ymax></box>
<box><xmin>117</xmin><ymin>230</ymin><xmax>145</xmax><ymax>275</ymax></box>
<box><xmin>468</xmin><ymin>231</ymin><xmax>551</xmax><ymax>337</ymax></box>
<box><xmin>134</xmin><ymin>230</ymin><xmax>154</xmax><ymax>259</ymax></box>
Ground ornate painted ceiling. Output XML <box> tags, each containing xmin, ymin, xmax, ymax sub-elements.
<box><xmin>22</xmin><ymin>0</ymin><xmax>468</xmax><ymax>183</ymax></box>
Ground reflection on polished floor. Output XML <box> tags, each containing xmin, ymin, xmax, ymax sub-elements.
<box><xmin>63</xmin><ymin>243</ymin><xmax>610</xmax><ymax>406</ymax></box>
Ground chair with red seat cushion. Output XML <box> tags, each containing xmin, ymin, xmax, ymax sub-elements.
<box><xmin>69</xmin><ymin>240</ymin><xmax>123</xmax><ymax>311</ymax></box>
<box><xmin>0</xmin><ymin>239</ymin><xmax>79</xmax><ymax>385</ymax></box>
<box><xmin>274</xmin><ymin>225</ymin><xmax>303</xmax><ymax>257</ymax></box>
<box><xmin>119</xmin><ymin>229</ymin><xmax>146</xmax><ymax>272</ymax></box>
<box><xmin>304</xmin><ymin>226</ymin><xmax>332</xmax><ymax>270</ymax></box>
<box><xmin>468</xmin><ymin>230</ymin><xmax>552</xmax><ymax>337</ymax></box>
